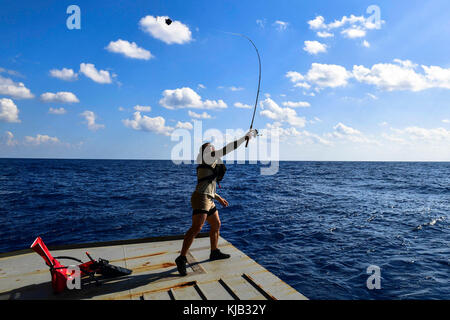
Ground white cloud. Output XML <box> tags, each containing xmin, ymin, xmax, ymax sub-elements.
<box><xmin>4</xmin><ymin>131</ymin><xmax>18</xmax><ymax>146</ymax></box>
<box><xmin>0</xmin><ymin>98</ymin><xmax>20</xmax><ymax>123</ymax></box>
<box><xmin>287</xmin><ymin>64</ymin><xmax>351</xmax><ymax>91</ymax></box>
<box><xmin>197</xmin><ymin>84</ymin><xmax>206</xmax><ymax>89</ymax></box>
<box><xmin>260</xmin><ymin>98</ymin><xmax>306</xmax><ymax>128</ymax></box>
<box><xmin>422</xmin><ymin>65</ymin><xmax>450</xmax><ymax>89</ymax></box>
<box><xmin>40</xmin><ymin>91</ymin><xmax>79</xmax><ymax>103</ymax></box>
<box><xmin>297</xmin><ymin>130</ymin><xmax>331</xmax><ymax>145</ymax></box>
<box><xmin>303</xmin><ymin>40</ymin><xmax>327</xmax><ymax>55</ymax></box>
<box><xmin>393</xmin><ymin>59</ymin><xmax>417</xmax><ymax>69</ymax></box>
<box><xmin>234</xmin><ymin>102</ymin><xmax>253</xmax><ymax>109</ymax></box>
<box><xmin>333</xmin><ymin>122</ymin><xmax>361</xmax><ymax>136</ymax></box>
<box><xmin>229</xmin><ymin>86</ymin><xmax>244</xmax><ymax>91</ymax></box>
<box><xmin>282</xmin><ymin>101</ymin><xmax>311</xmax><ymax>108</ymax></box>
<box><xmin>175</xmin><ymin>121</ymin><xmax>193</xmax><ymax>130</ymax></box>
<box><xmin>353</xmin><ymin>61</ymin><xmax>428</xmax><ymax>92</ymax></box>
<box><xmin>328</xmin><ymin>122</ymin><xmax>378</xmax><ymax>144</ymax></box>
<box><xmin>79</xmin><ymin>63</ymin><xmax>113</xmax><ymax>84</ymax></box>
<box><xmin>286</xmin><ymin>71</ymin><xmax>304</xmax><ymax>83</ymax></box>
<box><xmin>106</xmin><ymin>39</ymin><xmax>153</xmax><ymax>60</ymax></box>
<box><xmin>386</xmin><ymin>126</ymin><xmax>450</xmax><ymax>145</ymax></box>
<box><xmin>200</xmin><ymin>100</ymin><xmax>227</xmax><ymax>110</ymax></box>
<box><xmin>123</xmin><ymin>111</ymin><xmax>174</xmax><ymax>136</ymax></box>
<box><xmin>133</xmin><ymin>105</ymin><xmax>151</xmax><ymax>112</ymax></box>
<box><xmin>80</xmin><ymin>110</ymin><xmax>105</xmax><ymax>131</ymax></box>
<box><xmin>310</xmin><ymin>116</ymin><xmax>322</xmax><ymax>124</ymax></box>
<box><xmin>309</xmin><ymin>14</ymin><xmax>382</xmax><ymax>31</ymax></box>
<box><xmin>0</xmin><ymin>67</ymin><xmax>22</xmax><ymax>77</ymax></box>
<box><xmin>399</xmin><ymin>127</ymin><xmax>450</xmax><ymax>141</ymax></box>
<box><xmin>308</xmin><ymin>16</ymin><xmax>326</xmax><ymax>30</ymax></box>
<box><xmin>256</xmin><ymin>19</ymin><xmax>266</xmax><ymax>28</ymax></box>
<box><xmin>341</xmin><ymin>28</ymin><xmax>366</xmax><ymax>38</ymax></box>
<box><xmin>48</xmin><ymin>107</ymin><xmax>66</xmax><ymax>115</ymax></box>
<box><xmin>287</xmin><ymin>78</ymin><xmax>312</xmax><ymax>92</ymax></box>
<box><xmin>288</xmin><ymin>59</ymin><xmax>450</xmax><ymax>93</ymax></box>
<box><xmin>188</xmin><ymin>110</ymin><xmax>212</xmax><ymax>119</ymax></box>
<box><xmin>49</xmin><ymin>68</ymin><xmax>78</xmax><ymax>81</ymax></box>
<box><xmin>25</xmin><ymin>134</ymin><xmax>60</xmax><ymax>145</ymax></box>
<box><xmin>0</xmin><ymin>75</ymin><xmax>34</xmax><ymax>99</ymax></box>
<box><xmin>273</xmin><ymin>20</ymin><xmax>288</xmax><ymax>31</ymax></box>
<box><xmin>442</xmin><ymin>119</ymin><xmax>450</xmax><ymax>124</ymax></box>
<box><xmin>139</xmin><ymin>15</ymin><xmax>192</xmax><ymax>45</ymax></box>
<box><xmin>381</xmin><ymin>133</ymin><xmax>407</xmax><ymax>145</ymax></box>
<box><xmin>2</xmin><ymin>131</ymin><xmax>74</xmax><ymax>149</ymax></box>
<box><xmin>263</xmin><ymin>122</ymin><xmax>331</xmax><ymax>145</ymax></box>
<box><xmin>307</xmin><ymin>14</ymin><xmax>383</xmax><ymax>48</ymax></box>
<box><xmin>294</xmin><ymin>82</ymin><xmax>312</xmax><ymax>89</ymax></box>
<box><xmin>159</xmin><ymin>87</ymin><xmax>227</xmax><ymax>110</ymax></box>
<box><xmin>305</xmin><ymin>63</ymin><xmax>352</xmax><ymax>89</ymax></box>
<box><xmin>317</xmin><ymin>31</ymin><xmax>334</xmax><ymax>38</ymax></box>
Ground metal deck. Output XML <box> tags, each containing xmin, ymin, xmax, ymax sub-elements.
<box><xmin>0</xmin><ymin>234</ymin><xmax>307</xmax><ymax>300</ymax></box>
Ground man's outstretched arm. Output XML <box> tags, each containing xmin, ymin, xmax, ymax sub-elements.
<box><xmin>213</xmin><ymin>129</ymin><xmax>257</xmax><ymax>159</ymax></box>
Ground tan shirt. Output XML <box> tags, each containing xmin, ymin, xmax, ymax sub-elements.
<box><xmin>193</xmin><ymin>136</ymin><xmax>247</xmax><ymax>199</ymax></box>
<box><xmin>194</xmin><ymin>161</ymin><xmax>218</xmax><ymax>199</ymax></box>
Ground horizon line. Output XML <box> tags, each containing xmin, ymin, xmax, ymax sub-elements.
<box><xmin>1</xmin><ymin>157</ymin><xmax>450</xmax><ymax>163</ymax></box>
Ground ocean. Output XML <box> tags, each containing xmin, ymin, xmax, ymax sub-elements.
<box><xmin>0</xmin><ymin>159</ymin><xmax>448</xmax><ymax>299</ymax></box>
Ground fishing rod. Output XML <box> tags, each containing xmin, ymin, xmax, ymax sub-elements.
<box><xmin>224</xmin><ymin>32</ymin><xmax>261</xmax><ymax>147</ymax></box>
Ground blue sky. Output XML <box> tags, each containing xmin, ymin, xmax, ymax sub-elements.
<box><xmin>1</xmin><ymin>0</ymin><xmax>450</xmax><ymax>160</ymax></box>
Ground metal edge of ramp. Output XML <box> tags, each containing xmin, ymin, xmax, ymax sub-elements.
<box><xmin>0</xmin><ymin>233</ymin><xmax>211</xmax><ymax>259</ymax></box>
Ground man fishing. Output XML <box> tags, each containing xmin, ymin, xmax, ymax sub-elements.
<box><xmin>175</xmin><ymin>129</ymin><xmax>258</xmax><ymax>276</ymax></box>
<box><xmin>163</xmin><ymin>18</ymin><xmax>262</xmax><ymax>275</ymax></box>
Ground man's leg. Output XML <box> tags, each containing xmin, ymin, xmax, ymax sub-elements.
<box><xmin>176</xmin><ymin>213</ymin><xmax>207</xmax><ymax>276</ymax></box>
<box><xmin>207</xmin><ymin>210</ymin><xmax>220</xmax><ymax>251</ymax></box>
<box><xmin>180</xmin><ymin>213</ymin><xmax>207</xmax><ymax>256</ymax></box>
<box><xmin>207</xmin><ymin>211</ymin><xmax>230</xmax><ymax>260</ymax></box>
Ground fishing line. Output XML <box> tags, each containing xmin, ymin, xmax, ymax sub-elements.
<box><xmin>165</xmin><ymin>19</ymin><xmax>262</xmax><ymax>146</ymax></box>
<box><xmin>221</xmin><ymin>31</ymin><xmax>262</xmax><ymax>147</ymax></box>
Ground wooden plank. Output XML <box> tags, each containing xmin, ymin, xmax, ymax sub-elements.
<box><xmin>171</xmin><ymin>285</ymin><xmax>203</xmax><ymax>300</ymax></box>
<box><xmin>244</xmin><ymin>272</ymin><xmax>307</xmax><ymax>300</ymax></box>
<box><xmin>143</xmin><ymin>290</ymin><xmax>172</xmax><ymax>300</ymax></box>
<box><xmin>195</xmin><ymin>281</ymin><xmax>234</xmax><ymax>300</ymax></box>
<box><xmin>242</xmin><ymin>273</ymin><xmax>276</xmax><ymax>300</ymax></box>
<box><xmin>218</xmin><ymin>279</ymin><xmax>240</xmax><ymax>300</ymax></box>
<box><xmin>221</xmin><ymin>275</ymin><xmax>268</xmax><ymax>300</ymax></box>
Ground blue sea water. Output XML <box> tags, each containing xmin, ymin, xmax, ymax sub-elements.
<box><xmin>0</xmin><ymin>159</ymin><xmax>449</xmax><ymax>299</ymax></box>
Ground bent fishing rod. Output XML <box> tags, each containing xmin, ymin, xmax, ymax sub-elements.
<box><xmin>224</xmin><ymin>32</ymin><xmax>262</xmax><ymax>147</ymax></box>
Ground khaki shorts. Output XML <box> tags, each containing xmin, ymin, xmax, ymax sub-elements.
<box><xmin>191</xmin><ymin>192</ymin><xmax>217</xmax><ymax>216</ymax></box>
